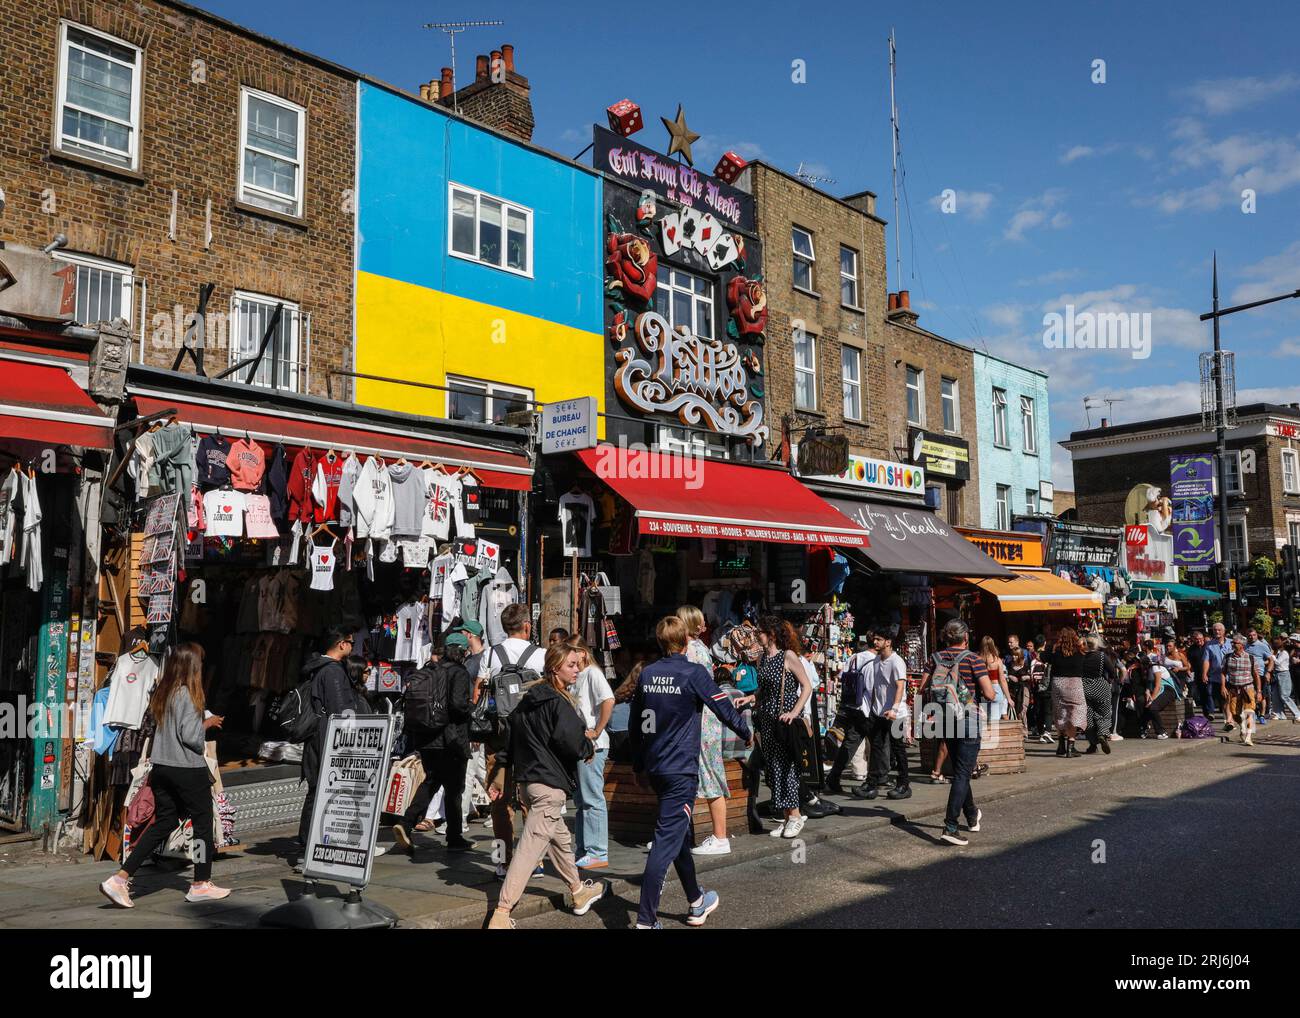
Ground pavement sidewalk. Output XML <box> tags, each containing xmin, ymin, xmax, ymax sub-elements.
<box><xmin>0</xmin><ymin>730</ymin><xmax>1254</xmax><ymax>929</ymax></box>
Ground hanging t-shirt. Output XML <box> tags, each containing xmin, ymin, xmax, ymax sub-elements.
<box><xmin>310</xmin><ymin>542</ymin><xmax>337</xmax><ymax>591</ymax></box>
<box><xmin>102</xmin><ymin>652</ymin><xmax>160</xmax><ymax>730</ymax></box>
<box><xmin>335</xmin><ymin>452</ymin><xmax>362</xmax><ymax>528</ymax></box>
<box><xmin>203</xmin><ymin>490</ymin><xmax>245</xmax><ymax>537</ymax></box>
<box><xmin>394</xmin><ymin>601</ymin><xmax>431</xmax><ymax>663</ymax></box>
<box><xmin>559</xmin><ymin>491</ymin><xmax>595</xmax><ymax>558</ymax></box>
<box><xmin>312</xmin><ymin>454</ymin><xmax>346</xmax><ymax>523</ymax></box>
<box><xmin>195</xmin><ymin>434</ymin><xmax>232</xmax><ymax>489</ymax></box>
<box><xmin>460</xmin><ymin>475</ymin><xmax>482</xmax><ymax>524</ymax></box>
<box><xmin>226</xmin><ymin>439</ymin><xmax>267</xmax><ymax>492</ymax></box>
<box><xmin>440</xmin><ymin>561</ymin><xmax>469</xmax><ymax>630</ymax></box>
<box><xmin>422</xmin><ymin>469</ymin><xmax>454</xmax><ymax>541</ymax></box>
<box><xmin>243</xmin><ymin>494</ymin><xmax>280</xmax><ymax>538</ymax></box>
<box><xmin>428</xmin><ymin>551</ymin><xmax>454</xmax><ymax>600</ymax></box>
<box><xmin>0</xmin><ymin>469</ymin><xmax>18</xmax><ymax>565</ymax></box>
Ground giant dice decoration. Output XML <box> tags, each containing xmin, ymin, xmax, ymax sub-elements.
<box><xmin>713</xmin><ymin>151</ymin><xmax>747</xmax><ymax>183</ymax></box>
<box><xmin>607</xmin><ymin>99</ymin><xmax>644</xmax><ymax>137</ymax></box>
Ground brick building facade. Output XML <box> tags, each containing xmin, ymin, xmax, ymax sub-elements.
<box><xmin>0</xmin><ymin>0</ymin><xmax>357</xmax><ymax>398</ymax></box>
<box><xmin>738</xmin><ymin>163</ymin><xmax>890</xmax><ymax>462</ymax></box>
<box><xmin>1062</xmin><ymin>403</ymin><xmax>1300</xmax><ymax>567</ymax></box>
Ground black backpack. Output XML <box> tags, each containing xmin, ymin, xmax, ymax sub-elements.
<box><xmin>274</xmin><ymin>677</ymin><xmax>322</xmax><ymax>744</ymax></box>
<box><xmin>403</xmin><ymin>663</ymin><xmax>451</xmax><ymax>732</ymax></box>
<box><xmin>487</xmin><ymin>642</ymin><xmax>541</xmax><ymax>723</ymax></box>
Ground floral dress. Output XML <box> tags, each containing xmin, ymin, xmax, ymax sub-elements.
<box><xmin>689</xmin><ymin>639</ymin><xmax>729</xmax><ymax>800</ymax></box>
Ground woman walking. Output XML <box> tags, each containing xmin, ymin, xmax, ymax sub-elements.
<box><xmin>980</xmin><ymin>637</ymin><xmax>1011</xmax><ymax>721</ymax></box>
<box><xmin>1272</xmin><ymin>635</ymin><xmax>1300</xmax><ymax>722</ymax></box>
<box><xmin>1081</xmin><ymin>633</ymin><xmax>1113</xmax><ymax>754</ymax></box>
<box><xmin>754</xmin><ymin>615</ymin><xmax>813</xmax><ymax>839</ymax></box>
<box><xmin>1045</xmin><ymin>627</ymin><xmax>1087</xmax><ymax>758</ymax></box>
<box><xmin>679</xmin><ymin>605</ymin><xmax>731</xmax><ymax>856</ymax></box>
<box><xmin>488</xmin><ymin>643</ymin><xmax>605</xmax><ymax>929</ymax></box>
<box><xmin>99</xmin><ymin>643</ymin><xmax>229</xmax><ymax>907</ymax></box>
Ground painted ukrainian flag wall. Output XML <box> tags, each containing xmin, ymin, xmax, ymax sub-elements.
<box><xmin>355</xmin><ymin>82</ymin><xmax>604</xmax><ymax>427</ymax></box>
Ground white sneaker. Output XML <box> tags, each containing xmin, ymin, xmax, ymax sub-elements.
<box><xmin>781</xmin><ymin>815</ymin><xmax>807</xmax><ymax>839</ymax></box>
<box><xmin>1156</xmin><ymin>733</ymin><xmax>1169</xmax><ymax>740</ymax></box>
<box><xmin>768</xmin><ymin>820</ymin><xmax>788</xmax><ymax>838</ymax></box>
<box><xmin>185</xmin><ymin>882</ymin><xmax>232</xmax><ymax>903</ymax></box>
<box><xmin>967</xmin><ymin>808</ymin><xmax>983</xmax><ymax>833</ymax></box>
<box><xmin>1109</xmin><ymin>734</ymin><xmax>1125</xmax><ymax>741</ymax></box>
<box><xmin>372</xmin><ymin>845</ymin><xmax>389</xmax><ymax>857</ymax></box>
<box><xmin>692</xmin><ymin>835</ymin><xmax>732</xmax><ymax>856</ymax></box>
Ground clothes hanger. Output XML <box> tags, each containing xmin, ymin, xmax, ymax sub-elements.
<box><xmin>311</xmin><ymin>523</ymin><xmax>339</xmax><ymax>541</ymax></box>
<box><xmin>326</xmin><ymin>448</ymin><xmax>337</xmax><ymax>462</ymax></box>
<box><xmin>417</xmin><ymin>458</ymin><xmax>434</xmax><ymax>469</ymax></box>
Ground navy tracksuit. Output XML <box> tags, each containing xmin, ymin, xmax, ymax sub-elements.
<box><xmin>629</xmin><ymin>653</ymin><xmax>751</xmax><ymax>926</ymax></box>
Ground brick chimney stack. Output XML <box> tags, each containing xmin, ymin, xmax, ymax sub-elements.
<box><xmin>887</xmin><ymin>289</ymin><xmax>919</xmax><ymax>326</ymax></box>
<box><xmin>434</xmin><ymin>42</ymin><xmax>535</xmax><ymax>142</ymax></box>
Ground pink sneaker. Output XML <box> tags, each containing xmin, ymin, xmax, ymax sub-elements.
<box><xmin>99</xmin><ymin>875</ymin><xmax>135</xmax><ymax>909</ymax></box>
<box><xmin>185</xmin><ymin>882</ymin><xmax>232</xmax><ymax>902</ymax></box>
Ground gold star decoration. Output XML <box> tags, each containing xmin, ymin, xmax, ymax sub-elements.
<box><xmin>660</xmin><ymin>105</ymin><xmax>700</xmax><ymax>166</ymax></box>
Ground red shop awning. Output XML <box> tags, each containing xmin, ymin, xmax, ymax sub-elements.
<box><xmin>577</xmin><ymin>445</ymin><xmax>870</xmax><ymax>547</ymax></box>
<box><xmin>132</xmin><ymin>392</ymin><xmax>532</xmax><ymax>491</ymax></box>
<box><xmin>0</xmin><ymin>356</ymin><xmax>113</xmax><ymax>450</ymax></box>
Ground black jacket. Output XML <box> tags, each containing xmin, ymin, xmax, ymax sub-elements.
<box><xmin>507</xmin><ymin>682</ymin><xmax>591</xmax><ymax>792</ymax></box>
<box><xmin>301</xmin><ymin>653</ymin><xmax>367</xmax><ymax>780</ymax></box>
<box><xmin>405</xmin><ymin>660</ymin><xmax>473</xmax><ymax>757</ymax></box>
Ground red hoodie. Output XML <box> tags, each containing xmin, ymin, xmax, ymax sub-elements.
<box><xmin>312</xmin><ymin>454</ymin><xmax>345</xmax><ymax>523</ymax></box>
<box><xmin>286</xmin><ymin>448</ymin><xmax>318</xmax><ymax>524</ymax></box>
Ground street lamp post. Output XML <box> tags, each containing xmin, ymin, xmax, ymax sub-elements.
<box><xmin>1198</xmin><ymin>254</ymin><xmax>1300</xmax><ymax>624</ymax></box>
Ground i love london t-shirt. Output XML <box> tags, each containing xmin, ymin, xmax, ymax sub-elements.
<box><xmin>203</xmin><ymin>490</ymin><xmax>245</xmax><ymax>537</ymax></box>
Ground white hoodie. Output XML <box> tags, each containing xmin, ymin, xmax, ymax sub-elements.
<box><xmin>351</xmin><ymin>456</ymin><xmax>394</xmax><ymax>540</ymax></box>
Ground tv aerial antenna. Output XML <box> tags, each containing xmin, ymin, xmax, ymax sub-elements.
<box><xmin>794</xmin><ymin>161</ymin><xmax>837</xmax><ymax>187</ymax></box>
<box><xmin>1082</xmin><ymin>395</ymin><xmax>1103</xmax><ymax>429</ymax></box>
<box><xmin>422</xmin><ymin>19</ymin><xmax>504</xmax><ymax>113</ymax></box>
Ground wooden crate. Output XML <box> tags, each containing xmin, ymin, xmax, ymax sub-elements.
<box><xmin>604</xmin><ymin>760</ymin><xmax>750</xmax><ymax>843</ymax></box>
<box><xmin>919</xmin><ymin>718</ymin><xmax>1026</xmax><ymax>776</ymax></box>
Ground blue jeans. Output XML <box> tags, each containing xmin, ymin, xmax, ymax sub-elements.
<box><xmin>1197</xmin><ymin>677</ymin><xmax>1218</xmax><ymax>716</ymax></box>
<box><xmin>574</xmin><ymin>748</ymin><xmax>609</xmax><ymax>862</ymax></box>
<box><xmin>1274</xmin><ymin>672</ymin><xmax>1300</xmax><ymax>718</ymax></box>
<box><xmin>637</xmin><ymin>773</ymin><xmax>701</xmax><ymax>927</ymax></box>
<box><xmin>943</xmin><ymin>735</ymin><xmax>982</xmax><ymax>832</ymax></box>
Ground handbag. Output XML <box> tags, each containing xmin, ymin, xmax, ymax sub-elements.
<box><xmin>383</xmin><ymin>753</ymin><xmax>426</xmax><ymax>815</ymax></box>
<box><xmin>771</xmin><ymin>660</ymin><xmax>815</xmax><ymax>769</ymax></box>
<box><xmin>123</xmin><ymin>736</ymin><xmax>155</xmax><ymax>831</ymax></box>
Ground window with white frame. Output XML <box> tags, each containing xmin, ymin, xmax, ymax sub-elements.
<box><xmin>839</xmin><ymin>246</ymin><xmax>859</xmax><ymax>307</ymax></box>
<box><xmin>992</xmin><ymin>387</ymin><xmax>1008</xmax><ymax>447</ymax></box>
<box><xmin>654</xmin><ymin>266</ymin><xmax>713</xmax><ymax>338</ymax></box>
<box><xmin>238</xmin><ymin>88</ymin><xmax>305</xmax><ymax>217</ymax></box>
<box><xmin>792</xmin><ymin>226</ymin><xmax>815</xmax><ymax>292</ymax></box>
<box><xmin>906</xmin><ymin>365</ymin><xmax>924</xmax><ymax>426</ymax></box>
<box><xmin>1025</xmin><ymin>488</ymin><xmax>1038</xmax><ymax>514</ymax></box>
<box><xmin>54</xmin><ymin>252</ymin><xmax>133</xmax><ymax>326</ymax></box>
<box><xmin>841</xmin><ymin>346</ymin><xmax>862</xmax><ymax>420</ymax></box>
<box><xmin>230</xmin><ymin>292</ymin><xmax>300</xmax><ymax>391</ymax></box>
<box><xmin>446</xmin><ymin>376</ymin><xmax>533</xmax><ymax>425</ymax></box>
<box><xmin>658</xmin><ymin>424</ymin><xmax>730</xmax><ymax>460</ymax></box>
<box><xmin>449</xmin><ymin>184</ymin><xmax>531</xmax><ymax>275</ymax></box>
<box><xmin>1020</xmin><ymin>394</ymin><xmax>1037</xmax><ymax>453</ymax></box>
<box><xmin>1223</xmin><ymin>450</ymin><xmax>1243</xmax><ymax>494</ymax></box>
<box><xmin>1290</xmin><ymin>520</ymin><xmax>1300</xmax><ymax>547</ymax></box>
<box><xmin>996</xmin><ymin>484</ymin><xmax>1011</xmax><ymax>530</ymax></box>
<box><xmin>1283</xmin><ymin>449</ymin><xmax>1299</xmax><ymax>494</ymax></box>
<box><xmin>1225</xmin><ymin>518</ymin><xmax>1248</xmax><ymax>567</ymax></box>
<box><xmin>794</xmin><ymin>329</ymin><xmax>817</xmax><ymax>411</ymax></box>
<box><xmin>941</xmin><ymin>377</ymin><xmax>959</xmax><ymax>433</ymax></box>
<box><xmin>56</xmin><ymin>23</ymin><xmax>143</xmax><ymax>170</ymax></box>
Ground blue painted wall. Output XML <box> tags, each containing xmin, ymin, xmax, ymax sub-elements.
<box><xmin>972</xmin><ymin>351</ymin><xmax>1053</xmax><ymax>527</ymax></box>
<box><xmin>357</xmin><ymin>82</ymin><xmax>602</xmax><ymax>332</ymax></box>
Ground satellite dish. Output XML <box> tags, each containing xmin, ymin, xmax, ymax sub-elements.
<box><xmin>911</xmin><ymin>431</ymin><xmax>925</xmax><ymax>463</ymax></box>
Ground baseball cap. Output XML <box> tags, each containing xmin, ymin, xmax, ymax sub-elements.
<box><xmin>452</xmin><ymin>620</ymin><xmax>484</xmax><ymax>638</ymax></box>
<box><xmin>444</xmin><ymin>632</ymin><xmax>470</xmax><ymax>650</ymax></box>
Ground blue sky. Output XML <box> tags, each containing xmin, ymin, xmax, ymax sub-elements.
<box><xmin>202</xmin><ymin>0</ymin><xmax>1300</xmax><ymax>487</ymax></box>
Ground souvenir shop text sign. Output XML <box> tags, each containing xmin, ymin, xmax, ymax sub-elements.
<box><xmin>641</xmin><ymin>516</ymin><xmax>867</xmax><ymax>547</ymax></box>
<box><xmin>303</xmin><ymin>713</ymin><xmax>395</xmax><ymax>887</ymax></box>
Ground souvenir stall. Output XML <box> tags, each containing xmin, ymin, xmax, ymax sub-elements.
<box><xmin>0</xmin><ymin>342</ymin><xmax>114</xmax><ymax>839</ymax></box>
<box><xmin>83</xmin><ymin>366</ymin><xmax>533</xmax><ymax>846</ymax></box>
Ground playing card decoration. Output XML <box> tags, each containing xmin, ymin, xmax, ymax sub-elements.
<box><xmin>706</xmin><ymin>232</ymin><xmax>740</xmax><ymax>271</ymax></box>
<box><xmin>659</xmin><ymin>211</ymin><xmax>682</xmax><ymax>257</ymax></box>
<box><xmin>605</xmin><ymin>230</ymin><xmax>657</xmax><ymax>306</ymax></box>
<box><xmin>726</xmin><ymin>276</ymin><xmax>768</xmax><ymax>340</ymax></box>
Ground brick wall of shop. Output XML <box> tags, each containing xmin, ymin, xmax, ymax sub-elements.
<box><xmin>884</xmin><ymin>315</ymin><xmax>982</xmax><ymax>527</ymax></box>
<box><xmin>740</xmin><ymin>163</ymin><xmax>890</xmax><ymax>460</ymax></box>
<box><xmin>0</xmin><ymin>0</ymin><xmax>356</xmax><ymax>398</ymax></box>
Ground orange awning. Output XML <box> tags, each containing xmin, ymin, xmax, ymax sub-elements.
<box><xmin>959</xmin><ymin>568</ymin><xmax>1102</xmax><ymax>613</ymax></box>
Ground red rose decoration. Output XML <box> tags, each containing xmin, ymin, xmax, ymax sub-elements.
<box><xmin>606</xmin><ymin>233</ymin><xmax>657</xmax><ymax>305</ymax></box>
<box><xmin>609</xmin><ymin>308</ymin><xmax>629</xmax><ymax>346</ymax></box>
<box><xmin>727</xmin><ymin>276</ymin><xmax>768</xmax><ymax>337</ymax></box>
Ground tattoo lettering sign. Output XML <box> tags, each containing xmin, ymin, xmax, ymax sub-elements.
<box><xmin>614</xmin><ymin>311</ymin><xmax>768</xmax><ymax>446</ymax></box>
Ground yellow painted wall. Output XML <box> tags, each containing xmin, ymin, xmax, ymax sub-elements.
<box><xmin>355</xmin><ymin>271</ymin><xmax>605</xmax><ymax>432</ymax></box>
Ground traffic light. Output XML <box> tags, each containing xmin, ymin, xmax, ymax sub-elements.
<box><xmin>1281</xmin><ymin>545</ymin><xmax>1299</xmax><ymax>605</ymax></box>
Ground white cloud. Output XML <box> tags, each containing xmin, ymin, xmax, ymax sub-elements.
<box><xmin>928</xmin><ymin>189</ymin><xmax>994</xmax><ymax>220</ymax></box>
<box><xmin>1277</xmin><ymin>339</ymin><xmax>1300</xmax><ymax>356</ymax></box>
<box><xmin>1044</xmin><ymin>284</ymin><xmax>1206</xmax><ymax>350</ymax></box>
<box><xmin>1181</xmin><ymin>73</ymin><xmax>1300</xmax><ymax>116</ymax></box>
<box><xmin>693</xmin><ymin>138</ymin><xmax>768</xmax><ymax>168</ymax></box>
<box><xmin>1146</xmin><ymin>119</ymin><xmax>1300</xmax><ymax>213</ymax></box>
<box><xmin>1060</xmin><ymin>145</ymin><xmax>1095</xmax><ymax>164</ymax></box>
<box><xmin>1016</xmin><ymin>268</ymin><xmax>1082</xmax><ymax>287</ymax></box>
<box><xmin>1229</xmin><ymin>240</ymin><xmax>1300</xmax><ymax>304</ymax></box>
<box><xmin>1004</xmin><ymin>189</ymin><xmax>1068</xmax><ymax>241</ymax></box>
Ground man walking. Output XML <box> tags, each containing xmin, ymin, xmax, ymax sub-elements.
<box><xmin>1202</xmin><ymin>623</ymin><xmax>1230</xmax><ymax>722</ymax></box>
<box><xmin>1221</xmin><ymin>634</ymin><xmax>1262</xmax><ymax>746</ymax></box>
<box><xmin>927</xmin><ymin>620</ymin><xmax>996</xmax><ymax>847</ymax></box>
<box><xmin>630</xmin><ymin>616</ymin><xmax>751</xmax><ymax>928</ymax></box>
<box><xmin>852</xmin><ymin>633</ymin><xmax>910</xmax><ymax>801</ymax></box>
<box><xmin>1245</xmin><ymin>628</ymin><xmax>1274</xmax><ymax>726</ymax></box>
<box><xmin>1186</xmin><ymin>630</ymin><xmax>1208</xmax><ymax>719</ymax></box>
<box><xmin>825</xmin><ymin>631</ymin><xmax>879</xmax><ymax>795</ymax></box>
